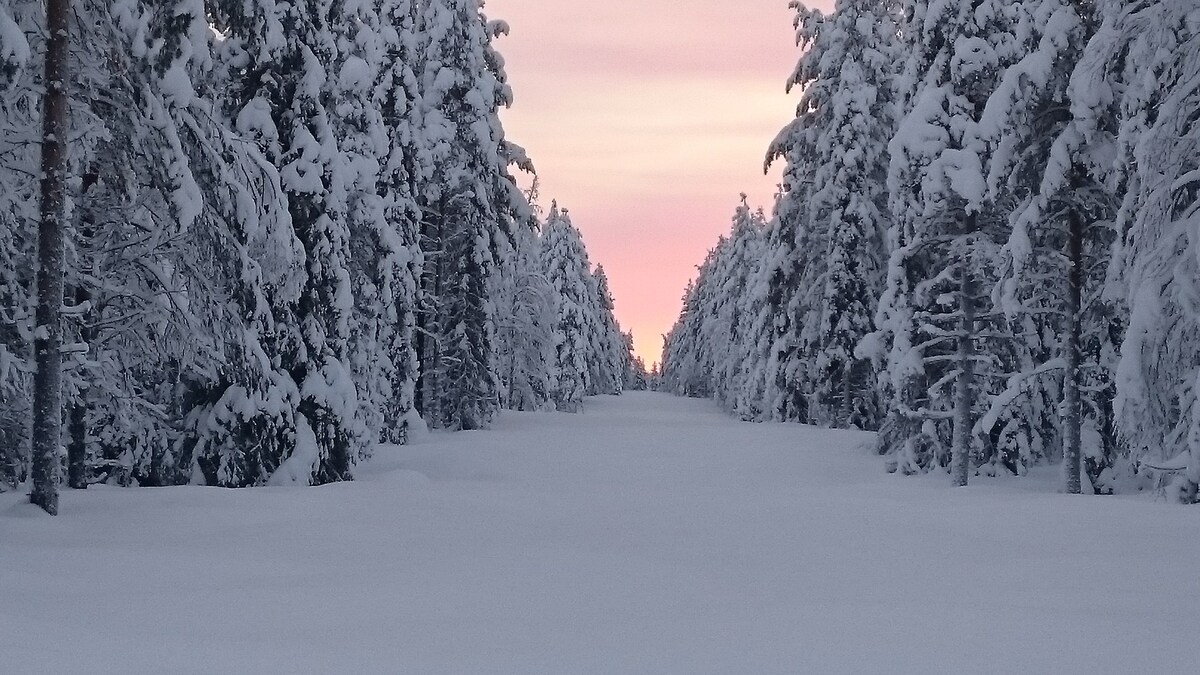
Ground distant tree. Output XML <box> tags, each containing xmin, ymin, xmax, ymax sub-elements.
<box><xmin>541</xmin><ymin>204</ymin><xmax>592</xmax><ymax>412</ymax></box>
<box><xmin>590</xmin><ymin>265</ymin><xmax>626</xmax><ymax>396</ymax></box>
<box><xmin>622</xmin><ymin>332</ymin><xmax>650</xmax><ymax>391</ymax></box>
<box><xmin>709</xmin><ymin>199</ymin><xmax>767</xmax><ymax>416</ymax></box>
<box><xmin>495</xmin><ymin>217</ymin><xmax>556</xmax><ymax>411</ymax></box>
<box><xmin>661</xmin><ymin>197</ymin><xmax>768</xmax><ymax>417</ymax></box>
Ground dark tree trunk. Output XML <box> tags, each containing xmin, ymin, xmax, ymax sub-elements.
<box><xmin>952</xmin><ymin>252</ymin><xmax>976</xmax><ymax>488</ymax></box>
<box><xmin>1063</xmin><ymin>207</ymin><xmax>1084</xmax><ymax>494</ymax></box>
<box><xmin>30</xmin><ymin>0</ymin><xmax>71</xmax><ymax>515</ymax></box>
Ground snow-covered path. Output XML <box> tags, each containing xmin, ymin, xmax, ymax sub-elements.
<box><xmin>3</xmin><ymin>392</ymin><xmax>1197</xmax><ymax>673</ymax></box>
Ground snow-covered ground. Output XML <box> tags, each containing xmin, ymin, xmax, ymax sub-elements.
<box><xmin>3</xmin><ymin>391</ymin><xmax>1197</xmax><ymax>673</ymax></box>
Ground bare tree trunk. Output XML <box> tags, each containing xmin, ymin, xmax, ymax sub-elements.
<box><xmin>952</xmin><ymin>257</ymin><xmax>976</xmax><ymax>488</ymax></box>
<box><xmin>30</xmin><ymin>0</ymin><xmax>71</xmax><ymax>515</ymax></box>
<box><xmin>1063</xmin><ymin>208</ymin><xmax>1083</xmax><ymax>494</ymax></box>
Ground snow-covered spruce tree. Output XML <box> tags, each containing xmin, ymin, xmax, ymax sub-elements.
<box><xmin>1100</xmin><ymin>0</ymin><xmax>1200</xmax><ymax>502</ymax></box>
<box><xmin>755</xmin><ymin>0</ymin><xmax>894</xmax><ymax>425</ymax></box>
<box><xmin>704</xmin><ymin>204</ymin><xmax>738</xmax><ymax>412</ymax></box>
<box><xmin>661</xmin><ymin>197</ymin><xmax>772</xmax><ymax>418</ymax></box>
<box><xmin>414</xmin><ymin>0</ymin><xmax>525</xmax><ymax>430</ymax></box>
<box><xmin>279</xmin><ymin>0</ymin><xmax>370</xmax><ymax>482</ymax></box>
<box><xmin>708</xmin><ymin>199</ymin><xmax>765</xmax><ymax>415</ymax></box>
<box><xmin>0</xmin><ymin>0</ymin><xmax>36</xmax><ymax>490</ymax></box>
<box><xmin>337</xmin><ymin>0</ymin><xmax>423</xmax><ymax>447</ymax></box>
<box><xmin>580</xmin><ymin>264</ymin><xmax>604</xmax><ymax>396</ymax></box>
<box><xmin>660</xmin><ymin>284</ymin><xmax>688</xmax><ymax>395</ymax></box>
<box><xmin>135</xmin><ymin>0</ymin><xmax>314</xmax><ymax>489</ymax></box>
<box><xmin>64</xmin><ymin>0</ymin><xmax>218</xmax><ymax>487</ymax></box>
<box><xmin>756</xmin><ymin>3</ymin><xmax>848</xmax><ymax>424</ymax></box>
<box><xmin>541</xmin><ymin>204</ymin><xmax>593</xmax><ymax>412</ymax></box>
<box><xmin>870</xmin><ymin>0</ymin><xmax>1020</xmax><ymax>484</ymax></box>
<box><xmin>662</xmin><ymin>248</ymin><xmax>723</xmax><ymax>399</ymax></box>
<box><xmin>495</xmin><ymin>212</ymin><xmax>556</xmax><ymax>412</ymax></box>
<box><xmin>771</xmin><ymin>0</ymin><xmax>896</xmax><ymax>430</ymax></box>
<box><xmin>589</xmin><ymin>265</ymin><xmax>626</xmax><ymax>396</ymax></box>
<box><xmin>659</xmin><ymin>287</ymin><xmax>687</xmax><ymax>395</ymax></box>
<box><xmin>659</xmin><ymin>196</ymin><xmax>779</xmax><ymax>419</ymax></box>
<box><xmin>757</xmin><ymin>150</ymin><xmax>815</xmax><ymax>421</ymax></box>
<box><xmin>208</xmin><ymin>0</ymin><xmax>369</xmax><ymax>484</ymax></box>
<box><xmin>734</xmin><ymin>217</ymin><xmax>776</xmax><ymax>421</ymax></box>
<box><xmin>664</xmin><ymin>197</ymin><xmax>769</xmax><ymax>417</ymax></box>
<box><xmin>622</xmin><ymin>331</ymin><xmax>650</xmax><ymax>391</ymax></box>
<box><xmin>979</xmin><ymin>0</ymin><xmax>1123</xmax><ymax>490</ymax></box>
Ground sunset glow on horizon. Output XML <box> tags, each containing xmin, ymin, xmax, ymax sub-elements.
<box><xmin>490</xmin><ymin>0</ymin><xmax>834</xmax><ymax>364</ymax></box>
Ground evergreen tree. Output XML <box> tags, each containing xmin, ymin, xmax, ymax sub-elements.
<box><xmin>710</xmin><ymin>200</ymin><xmax>766</xmax><ymax>417</ymax></box>
<box><xmin>757</xmin><ymin>149</ymin><xmax>814</xmax><ymax>422</ymax></box>
<box><xmin>662</xmin><ymin>265</ymin><xmax>718</xmax><ymax>399</ymax></box>
<box><xmin>590</xmin><ymin>265</ymin><xmax>626</xmax><ymax>396</ymax></box>
<box><xmin>0</xmin><ymin>0</ymin><xmax>37</xmax><ymax>491</ymax></box>
<box><xmin>161</xmin><ymin>0</ymin><xmax>310</xmax><ymax>489</ymax></box>
<box><xmin>339</xmin><ymin>0</ymin><xmax>422</xmax><ymax>446</ymax></box>
<box><xmin>1101</xmin><ymin>0</ymin><xmax>1200</xmax><ymax>502</ymax></box>
<box><xmin>495</xmin><ymin>215</ymin><xmax>556</xmax><ymax>411</ymax></box>
<box><xmin>207</xmin><ymin>0</ymin><xmax>369</xmax><ymax>484</ymax></box>
<box><xmin>414</xmin><ymin>0</ymin><xmax>524</xmax><ymax>430</ymax></box>
<box><xmin>622</xmin><ymin>331</ymin><xmax>650</xmax><ymax>391</ymax></box>
<box><xmin>541</xmin><ymin>204</ymin><xmax>591</xmax><ymax>412</ymax></box>
<box><xmin>661</xmin><ymin>197</ymin><xmax>769</xmax><ymax>417</ymax></box>
<box><xmin>774</xmin><ymin>0</ymin><xmax>896</xmax><ymax>429</ymax></box>
<box><xmin>0</xmin><ymin>0</ymin><xmax>301</xmax><ymax>493</ymax></box>
<box><xmin>979</xmin><ymin>0</ymin><xmax>1122</xmax><ymax>490</ymax></box>
<box><xmin>872</xmin><ymin>0</ymin><xmax>1019</xmax><ymax>484</ymax></box>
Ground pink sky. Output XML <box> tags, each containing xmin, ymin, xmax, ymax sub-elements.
<box><xmin>489</xmin><ymin>0</ymin><xmax>833</xmax><ymax>364</ymax></box>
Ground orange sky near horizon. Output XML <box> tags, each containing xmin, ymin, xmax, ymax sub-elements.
<box><xmin>489</xmin><ymin>0</ymin><xmax>834</xmax><ymax>365</ymax></box>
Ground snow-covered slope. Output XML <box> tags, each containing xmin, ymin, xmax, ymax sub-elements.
<box><xmin>2</xmin><ymin>392</ymin><xmax>1195</xmax><ymax>673</ymax></box>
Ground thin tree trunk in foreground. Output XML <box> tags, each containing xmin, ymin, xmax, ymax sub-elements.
<box><xmin>952</xmin><ymin>257</ymin><xmax>976</xmax><ymax>488</ymax></box>
<box><xmin>30</xmin><ymin>0</ymin><xmax>70</xmax><ymax>515</ymax></box>
<box><xmin>1063</xmin><ymin>207</ymin><xmax>1084</xmax><ymax>494</ymax></box>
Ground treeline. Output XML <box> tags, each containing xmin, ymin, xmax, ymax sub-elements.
<box><xmin>0</xmin><ymin>0</ymin><xmax>641</xmax><ymax>503</ymax></box>
<box><xmin>661</xmin><ymin>0</ymin><xmax>1200</xmax><ymax>501</ymax></box>
<box><xmin>498</xmin><ymin>202</ymin><xmax>647</xmax><ymax>415</ymax></box>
